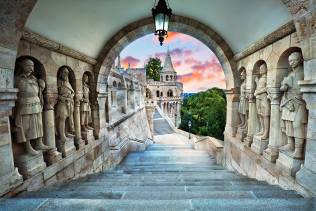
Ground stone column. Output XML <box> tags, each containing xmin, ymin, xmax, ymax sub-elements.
<box><xmin>224</xmin><ymin>88</ymin><xmax>240</xmax><ymax>138</ymax></box>
<box><xmin>0</xmin><ymin>89</ymin><xmax>23</xmax><ymax>196</ymax></box>
<box><xmin>43</xmin><ymin>92</ymin><xmax>62</xmax><ymax>165</ymax></box>
<box><xmin>263</xmin><ymin>88</ymin><xmax>282</xmax><ymax>162</ymax></box>
<box><xmin>244</xmin><ymin>92</ymin><xmax>257</xmax><ymax>147</ymax></box>
<box><xmin>95</xmin><ymin>92</ymin><xmax>107</xmax><ymax>139</ymax></box>
<box><xmin>296</xmin><ymin>82</ymin><xmax>316</xmax><ymax>195</ymax></box>
<box><xmin>0</xmin><ymin>0</ymin><xmax>37</xmax><ymax>196</ymax></box>
<box><xmin>74</xmin><ymin>94</ymin><xmax>84</xmax><ymax>149</ymax></box>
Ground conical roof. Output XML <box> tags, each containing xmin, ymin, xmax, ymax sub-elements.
<box><xmin>161</xmin><ymin>49</ymin><xmax>176</xmax><ymax>74</ymax></box>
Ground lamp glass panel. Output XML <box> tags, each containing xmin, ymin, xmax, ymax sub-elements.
<box><xmin>155</xmin><ymin>13</ymin><xmax>165</xmax><ymax>31</ymax></box>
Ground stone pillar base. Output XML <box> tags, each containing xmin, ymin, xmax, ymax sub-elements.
<box><xmin>81</xmin><ymin>129</ymin><xmax>95</xmax><ymax>145</ymax></box>
<box><xmin>75</xmin><ymin>137</ymin><xmax>85</xmax><ymax>150</ymax></box>
<box><xmin>243</xmin><ymin>135</ymin><xmax>253</xmax><ymax>147</ymax></box>
<box><xmin>251</xmin><ymin>136</ymin><xmax>269</xmax><ymax>155</ymax></box>
<box><xmin>0</xmin><ymin>168</ymin><xmax>23</xmax><ymax>196</ymax></box>
<box><xmin>56</xmin><ymin>137</ymin><xmax>76</xmax><ymax>158</ymax></box>
<box><xmin>236</xmin><ymin>128</ymin><xmax>247</xmax><ymax>142</ymax></box>
<box><xmin>14</xmin><ymin>152</ymin><xmax>46</xmax><ymax>179</ymax></box>
<box><xmin>44</xmin><ymin>148</ymin><xmax>62</xmax><ymax>165</ymax></box>
<box><xmin>263</xmin><ymin>146</ymin><xmax>279</xmax><ymax>163</ymax></box>
<box><xmin>276</xmin><ymin>151</ymin><xmax>303</xmax><ymax>177</ymax></box>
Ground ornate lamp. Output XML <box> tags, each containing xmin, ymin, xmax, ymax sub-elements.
<box><xmin>152</xmin><ymin>0</ymin><xmax>172</xmax><ymax>46</ymax></box>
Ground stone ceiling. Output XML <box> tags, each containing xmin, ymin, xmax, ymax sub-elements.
<box><xmin>25</xmin><ymin>0</ymin><xmax>291</xmax><ymax>58</ymax></box>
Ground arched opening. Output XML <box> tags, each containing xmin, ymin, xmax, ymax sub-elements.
<box><xmin>276</xmin><ymin>47</ymin><xmax>302</xmax><ymax>87</ymax></box>
<box><xmin>95</xmin><ymin>16</ymin><xmax>237</xmax><ymax>92</ymax></box>
<box><xmin>11</xmin><ymin>56</ymin><xmax>47</xmax><ymax>157</ymax></box>
<box><xmin>146</xmin><ymin>88</ymin><xmax>152</xmax><ymax>99</ymax></box>
<box><xmin>167</xmin><ymin>90</ymin><xmax>173</xmax><ymax>97</ymax></box>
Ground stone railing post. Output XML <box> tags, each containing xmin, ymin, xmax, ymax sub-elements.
<box><xmin>43</xmin><ymin>92</ymin><xmax>62</xmax><ymax>165</ymax></box>
<box><xmin>145</xmin><ymin>103</ymin><xmax>155</xmax><ymax>138</ymax></box>
<box><xmin>263</xmin><ymin>88</ymin><xmax>283</xmax><ymax>162</ymax></box>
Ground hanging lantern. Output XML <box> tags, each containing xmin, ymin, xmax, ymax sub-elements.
<box><xmin>152</xmin><ymin>0</ymin><xmax>172</xmax><ymax>46</ymax></box>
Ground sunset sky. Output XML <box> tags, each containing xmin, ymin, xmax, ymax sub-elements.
<box><xmin>119</xmin><ymin>32</ymin><xmax>226</xmax><ymax>93</ymax></box>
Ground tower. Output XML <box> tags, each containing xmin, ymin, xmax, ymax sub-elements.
<box><xmin>160</xmin><ymin>48</ymin><xmax>177</xmax><ymax>82</ymax></box>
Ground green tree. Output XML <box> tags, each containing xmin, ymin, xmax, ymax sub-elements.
<box><xmin>146</xmin><ymin>57</ymin><xmax>162</xmax><ymax>81</ymax></box>
<box><xmin>179</xmin><ymin>88</ymin><xmax>227</xmax><ymax>140</ymax></box>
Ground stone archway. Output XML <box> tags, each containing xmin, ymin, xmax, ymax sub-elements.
<box><xmin>95</xmin><ymin>15</ymin><xmax>238</xmax><ymax>92</ymax></box>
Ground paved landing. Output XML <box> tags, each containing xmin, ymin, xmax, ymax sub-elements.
<box><xmin>153</xmin><ymin>109</ymin><xmax>174</xmax><ymax>135</ymax></box>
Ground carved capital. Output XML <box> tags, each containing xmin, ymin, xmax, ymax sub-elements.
<box><xmin>74</xmin><ymin>94</ymin><xmax>82</xmax><ymax>107</ymax></box>
<box><xmin>224</xmin><ymin>88</ymin><xmax>240</xmax><ymax>102</ymax></box>
<box><xmin>44</xmin><ymin>92</ymin><xmax>58</xmax><ymax>110</ymax></box>
<box><xmin>267</xmin><ymin>87</ymin><xmax>282</xmax><ymax>105</ymax></box>
<box><xmin>281</xmin><ymin>0</ymin><xmax>310</xmax><ymax>17</ymax></box>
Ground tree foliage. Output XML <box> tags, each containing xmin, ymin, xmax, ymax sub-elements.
<box><xmin>146</xmin><ymin>57</ymin><xmax>162</xmax><ymax>81</ymax></box>
<box><xmin>179</xmin><ymin>88</ymin><xmax>227</xmax><ymax>140</ymax></box>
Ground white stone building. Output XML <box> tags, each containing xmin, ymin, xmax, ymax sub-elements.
<box><xmin>145</xmin><ymin>50</ymin><xmax>183</xmax><ymax>127</ymax></box>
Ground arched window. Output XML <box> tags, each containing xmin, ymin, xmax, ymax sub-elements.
<box><xmin>156</xmin><ymin>90</ymin><xmax>160</xmax><ymax>97</ymax></box>
<box><xmin>166</xmin><ymin>75</ymin><xmax>169</xmax><ymax>81</ymax></box>
<box><xmin>167</xmin><ymin>90</ymin><xmax>173</xmax><ymax>97</ymax></box>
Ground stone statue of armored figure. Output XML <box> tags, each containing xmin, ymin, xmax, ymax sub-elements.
<box><xmin>14</xmin><ymin>58</ymin><xmax>52</xmax><ymax>155</ymax></box>
<box><xmin>254</xmin><ymin>63</ymin><xmax>270</xmax><ymax>139</ymax></box>
<box><xmin>55</xmin><ymin>67</ymin><xmax>75</xmax><ymax>144</ymax></box>
<box><xmin>81</xmin><ymin>74</ymin><xmax>93</xmax><ymax>131</ymax></box>
<box><xmin>280</xmin><ymin>52</ymin><xmax>307</xmax><ymax>158</ymax></box>
<box><xmin>238</xmin><ymin>69</ymin><xmax>248</xmax><ymax>131</ymax></box>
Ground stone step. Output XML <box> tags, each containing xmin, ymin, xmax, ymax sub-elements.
<box><xmin>28</xmin><ymin>184</ymin><xmax>285</xmax><ymax>193</ymax></box>
<box><xmin>1</xmin><ymin>198</ymin><xmax>313</xmax><ymax>211</ymax></box>
<box><xmin>51</xmin><ymin>179</ymin><xmax>270</xmax><ymax>187</ymax></box>
<box><xmin>111</xmin><ymin>166</ymin><xmax>225</xmax><ymax>172</ymax></box>
<box><xmin>125</xmin><ymin>150</ymin><xmax>210</xmax><ymax>156</ymax></box>
<box><xmin>89</xmin><ymin>170</ymin><xmax>237</xmax><ymax>178</ymax></box>
<box><xmin>18</xmin><ymin>190</ymin><xmax>301</xmax><ymax>200</ymax></box>
<box><xmin>146</xmin><ymin>145</ymin><xmax>193</xmax><ymax>149</ymax></box>
<box><xmin>85</xmin><ymin>174</ymin><xmax>244</xmax><ymax>182</ymax></box>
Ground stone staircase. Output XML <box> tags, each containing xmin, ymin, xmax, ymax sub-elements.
<box><xmin>1</xmin><ymin>143</ymin><xmax>314</xmax><ymax>210</ymax></box>
<box><xmin>153</xmin><ymin>109</ymin><xmax>174</xmax><ymax>135</ymax></box>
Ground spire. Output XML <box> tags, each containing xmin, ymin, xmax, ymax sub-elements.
<box><xmin>161</xmin><ymin>47</ymin><xmax>176</xmax><ymax>73</ymax></box>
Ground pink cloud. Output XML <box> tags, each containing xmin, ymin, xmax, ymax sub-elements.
<box><xmin>122</xmin><ymin>56</ymin><xmax>140</xmax><ymax>68</ymax></box>
<box><xmin>173</xmin><ymin>60</ymin><xmax>182</xmax><ymax>68</ymax></box>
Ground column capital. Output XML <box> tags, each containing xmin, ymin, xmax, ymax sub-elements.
<box><xmin>74</xmin><ymin>93</ymin><xmax>82</xmax><ymax>107</ymax></box>
<box><xmin>44</xmin><ymin>92</ymin><xmax>58</xmax><ymax>111</ymax></box>
<box><xmin>267</xmin><ymin>87</ymin><xmax>282</xmax><ymax>105</ymax></box>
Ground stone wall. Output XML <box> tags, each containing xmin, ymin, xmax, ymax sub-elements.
<box><xmin>223</xmin><ymin>31</ymin><xmax>314</xmax><ymax>197</ymax></box>
<box><xmin>0</xmin><ymin>38</ymin><xmax>152</xmax><ymax>197</ymax></box>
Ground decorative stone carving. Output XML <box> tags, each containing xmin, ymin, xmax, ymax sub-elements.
<box><xmin>55</xmin><ymin>67</ymin><xmax>76</xmax><ymax>157</ymax></box>
<box><xmin>13</xmin><ymin>58</ymin><xmax>52</xmax><ymax>155</ymax></box>
<box><xmin>279</xmin><ymin>52</ymin><xmax>307</xmax><ymax>159</ymax></box>
<box><xmin>254</xmin><ymin>63</ymin><xmax>270</xmax><ymax>140</ymax></box>
<box><xmin>237</xmin><ymin>69</ymin><xmax>248</xmax><ymax>140</ymax></box>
